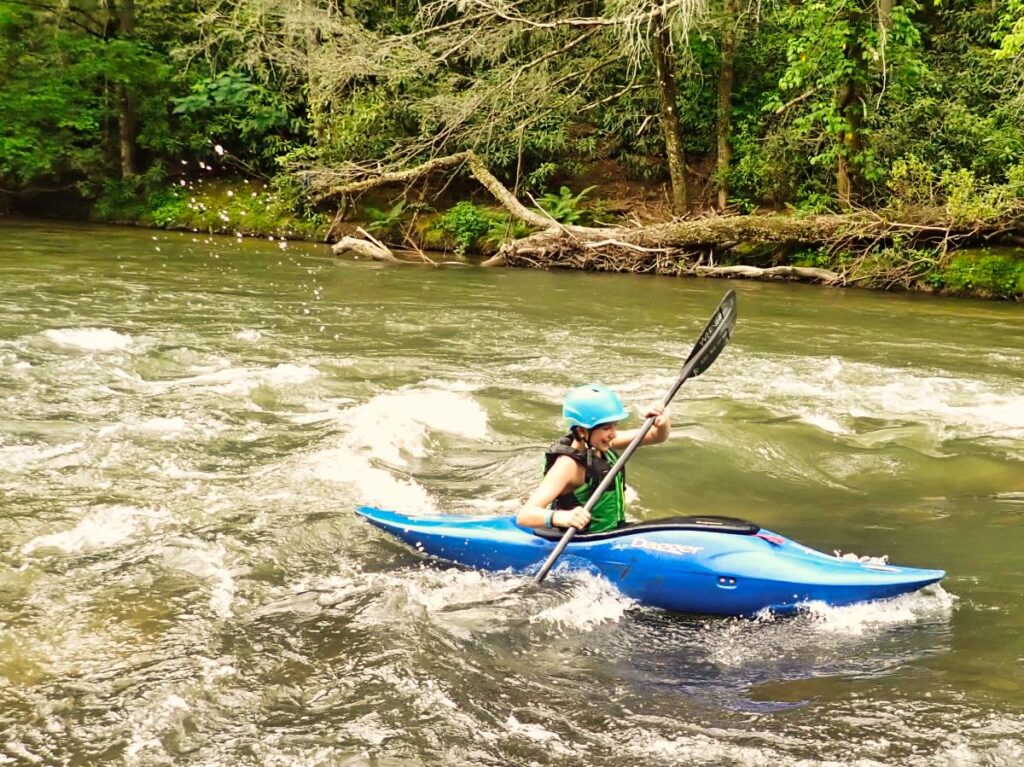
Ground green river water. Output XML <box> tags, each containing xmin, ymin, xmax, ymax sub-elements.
<box><xmin>0</xmin><ymin>219</ymin><xmax>1022</xmax><ymax>766</ymax></box>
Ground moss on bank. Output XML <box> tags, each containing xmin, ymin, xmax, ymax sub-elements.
<box><xmin>95</xmin><ymin>177</ymin><xmax>330</xmax><ymax>241</ymax></box>
<box><xmin>929</xmin><ymin>249</ymin><xmax>1024</xmax><ymax>298</ymax></box>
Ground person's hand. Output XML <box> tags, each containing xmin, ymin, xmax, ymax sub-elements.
<box><xmin>644</xmin><ymin>403</ymin><xmax>668</xmax><ymax>427</ymax></box>
<box><xmin>555</xmin><ymin>506</ymin><xmax>590</xmax><ymax>530</ymax></box>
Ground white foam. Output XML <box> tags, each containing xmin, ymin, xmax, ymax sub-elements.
<box><xmin>799</xmin><ymin>412</ymin><xmax>850</xmax><ymax>435</ymax></box>
<box><xmin>98</xmin><ymin>415</ymin><xmax>228</xmax><ymax>444</ymax></box>
<box><xmin>301</xmin><ymin>446</ymin><xmax>436</xmax><ymax>512</ymax></box>
<box><xmin>262</xmin><ymin>362</ymin><xmax>319</xmax><ymax>387</ymax></box>
<box><xmin>799</xmin><ymin>584</ymin><xmax>956</xmax><ymax>636</ymax></box>
<box><xmin>345</xmin><ymin>388</ymin><xmax>488</xmax><ymax>466</ymax></box>
<box><xmin>21</xmin><ymin>505</ymin><xmax>166</xmax><ymax>556</ymax></box>
<box><xmin>833</xmin><ymin>550</ymin><xmax>889</xmax><ymax>566</ymax></box>
<box><xmin>42</xmin><ymin>327</ymin><xmax>133</xmax><ymax>352</ymax></box>
<box><xmin>726</xmin><ymin>353</ymin><xmax>1024</xmax><ymax>443</ymax></box>
<box><xmin>124</xmin><ymin>692</ymin><xmax>190</xmax><ymax>763</ymax></box>
<box><xmin>622</xmin><ymin>732</ymin><xmax>802</xmax><ymax>767</ymax></box>
<box><xmin>504</xmin><ymin>714</ymin><xmax>571</xmax><ymax>753</ymax></box>
<box><xmin>0</xmin><ymin>441</ymin><xmax>86</xmax><ymax>473</ymax></box>
<box><xmin>531</xmin><ymin>571</ymin><xmax>635</xmax><ymax>630</ymax></box>
<box><xmin>915</xmin><ymin>736</ymin><xmax>1024</xmax><ymax>767</ymax></box>
<box><xmin>162</xmin><ymin>362</ymin><xmax>319</xmax><ymax>398</ymax></box>
<box><xmin>160</xmin><ymin>540</ymin><xmax>236</xmax><ymax>619</ymax></box>
<box><xmin>407</xmin><ymin>567</ymin><xmax>522</xmax><ymax>612</ymax></box>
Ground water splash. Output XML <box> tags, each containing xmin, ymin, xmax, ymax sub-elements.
<box><xmin>21</xmin><ymin>505</ymin><xmax>167</xmax><ymax>556</ymax></box>
<box><xmin>41</xmin><ymin>328</ymin><xmax>133</xmax><ymax>352</ymax></box>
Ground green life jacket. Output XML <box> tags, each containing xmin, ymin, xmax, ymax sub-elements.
<box><xmin>543</xmin><ymin>435</ymin><xmax>626</xmax><ymax>533</ymax></box>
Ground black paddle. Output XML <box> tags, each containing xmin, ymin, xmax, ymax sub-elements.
<box><xmin>532</xmin><ymin>289</ymin><xmax>738</xmax><ymax>584</ymax></box>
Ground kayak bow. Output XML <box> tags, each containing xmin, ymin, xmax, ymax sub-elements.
<box><xmin>355</xmin><ymin>507</ymin><xmax>945</xmax><ymax>617</ymax></box>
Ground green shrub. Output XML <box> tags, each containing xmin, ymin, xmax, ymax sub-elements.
<box><xmin>887</xmin><ymin>154</ymin><xmax>936</xmax><ymax>209</ymax></box>
<box><xmin>941</xmin><ymin>169</ymin><xmax>1003</xmax><ymax>224</ymax></box>
<box><xmin>364</xmin><ymin>199</ymin><xmax>410</xmax><ymax>239</ymax></box>
<box><xmin>791</xmin><ymin>248</ymin><xmax>834</xmax><ymax>269</ymax></box>
<box><xmin>535</xmin><ymin>185</ymin><xmax>596</xmax><ymax>225</ymax></box>
<box><xmin>437</xmin><ymin>202</ymin><xmax>491</xmax><ymax>254</ymax></box>
<box><xmin>483</xmin><ymin>214</ymin><xmax>532</xmax><ymax>247</ymax></box>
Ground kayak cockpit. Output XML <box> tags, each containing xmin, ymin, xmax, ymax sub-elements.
<box><xmin>529</xmin><ymin>514</ymin><xmax>760</xmax><ymax>542</ymax></box>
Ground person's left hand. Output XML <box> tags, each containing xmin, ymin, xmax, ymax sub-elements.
<box><xmin>644</xmin><ymin>403</ymin><xmax>667</xmax><ymax>427</ymax></box>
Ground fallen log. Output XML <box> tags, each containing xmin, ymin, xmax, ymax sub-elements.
<box><xmin>694</xmin><ymin>264</ymin><xmax>839</xmax><ymax>283</ymax></box>
<box><xmin>316</xmin><ymin>151</ymin><xmax>1023</xmax><ymax>287</ymax></box>
<box><xmin>332</xmin><ymin>235</ymin><xmax>401</xmax><ymax>262</ymax></box>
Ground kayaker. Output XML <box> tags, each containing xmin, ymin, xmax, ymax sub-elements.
<box><xmin>516</xmin><ymin>383</ymin><xmax>670</xmax><ymax>533</ymax></box>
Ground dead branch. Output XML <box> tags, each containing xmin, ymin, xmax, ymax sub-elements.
<box><xmin>693</xmin><ymin>264</ymin><xmax>839</xmax><ymax>283</ymax></box>
<box><xmin>323</xmin><ymin>152</ymin><xmax>474</xmax><ymax>200</ymax></box>
<box><xmin>332</xmin><ymin>235</ymin><xmax>400</xmax><ymax>263</ymax></box>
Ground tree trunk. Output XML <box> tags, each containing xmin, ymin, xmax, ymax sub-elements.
<box><xmin>835</xmin><ymin>3</ymin><xmax>868</xmax><ymax>209</ymax></box>
<box><xmin>115</xmin><ymin>0</ymin><xmax>137</xmax><ymax>179</ymax></box>
<box><xmin>878</xmin><ymin>0</ymin><xmax>894</xmax><ymax>32</ymax></box>
<box><xmin>651</xmin><ymin>24</ymin><xmax>689</xmax><ymax>213</ymax></box>
<box><xmin>305</xmin><ymin>0</ymin><xmax>327</xmax><ymax>145</ymax></box>
<box><xmin>716</xmin><ymin>0</ymin><xmax>738</xmax><ymax>210</ymax></box>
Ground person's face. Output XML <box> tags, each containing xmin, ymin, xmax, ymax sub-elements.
<box><xmin>587</xmin><ymin>421</ymin><xmax>618</xmax><ymax>451</ymax></box>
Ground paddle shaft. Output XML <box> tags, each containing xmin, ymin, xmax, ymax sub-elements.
<box><xmin>532</xmin><ymin>292</ymin><xmax>736</xmax><ymax>584</ymax></box>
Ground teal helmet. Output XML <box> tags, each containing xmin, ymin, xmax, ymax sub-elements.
<box><xmin>563</xmin><ymin>384</ymin><xmax>629</xmax><ymax>429</ymax></box>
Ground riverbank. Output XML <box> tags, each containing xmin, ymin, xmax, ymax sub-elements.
<box><xmin>76</xmin><ymin>174</ymin><xmax>1024</xmax><ymax>301</ymax></box>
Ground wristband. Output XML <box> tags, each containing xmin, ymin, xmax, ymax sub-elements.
<box><xmin>544</xmin><ymin>510</ymin><xmax>555</xmax><ymax>528</ymax></box>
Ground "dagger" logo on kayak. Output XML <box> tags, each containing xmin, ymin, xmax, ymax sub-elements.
<box><xmin>618</xmin><ymin>539</ymin><xmax>703</xmax><ymax>556</ymax></box>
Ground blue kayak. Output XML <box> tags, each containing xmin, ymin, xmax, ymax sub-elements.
<box><xmin>355</xmin><ymin>506</ymin><xmax>945</xmax><ymax>617</ymax></box>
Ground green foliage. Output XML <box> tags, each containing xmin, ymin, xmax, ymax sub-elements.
<box><xmin>0</xmin><ymin>6</ymin><xmax>173</xmax><ymax>191</ymax></box>
<box><xmin>791</xmin><ymin>248</ymin><xmax>834</xmax><ymax>270</ymax></box>
<box><xmin>930</xmin><ymin>250</ymin><xmax>1024</xmax><ymax>298</ymax></box>
<box><xmin>747</xmin><ymin>0</ymin><xmax>926</xmax><ymax>206</ymax></box>
<box><xmin>142</xmin><ymin>179</ymin><xmax>327</xmax><ymax>239</ymax></box>
<box><xmin>437</xmin><ymin>202</ymin><xmax>493</xmax><ymax>255</ymax></box>
<box><xmin>535</xmin><ymin>185</ymin><xmax>597</xmax><ymax>225</ymax></box>
<box><xmin>364</xmin><ymin>200</ymin><xmax>410</xmax><ymax>238</ymax></box>
<box><xmin>524</xmin><ymin>163</ymin><xmax>559</xmax><ymax>194</ymax></box>
<box><xmin>171</xmin><ymin>70</ymin><xmax>304</xmax><ymax>170</ymax></box>
<box><xmin>887</xmin><ymin>155</ymin><xmax>937</xmax><ymax>209</ymax></box>
<box><xmin>2</xmin><ymin>0</ymin><xmax>1023</xmax><ymax>285</ymax></box>
<box><xmin>846</xmin><ymin>240</ymin><xmax>939</xmax><ymax>290</ymax></box>
<box><xmin>92</xmin><ymin>166</ymin><xmax>170</xmax><ymax>223</ymax></box>
<box><xmin>172</xmin><ymin>71</ymin><xmax>291</xmax><ymax>140</ymax></box>
<box><xmin>940</xmin><ymin>168</ymin><xmax>1018</xmax><ymax>224</ymax></box>
<box><xmin>483</xmin><ymin>214</ymin><xmax>532</xmax><ymax>247</ymax></box>
<box><xmin>994</xmin><ymin>0</ymin><xmax>1024</xmax><ymax>58</ymax></box>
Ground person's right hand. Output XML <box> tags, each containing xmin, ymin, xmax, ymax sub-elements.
<box><xmin>555</xmin><ymin>506</ymin><xmax>590</xmax><ymax>530</ymax></box>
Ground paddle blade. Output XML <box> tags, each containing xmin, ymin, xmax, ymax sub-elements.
<box><xmin>683</xmin><ymin>289</ymin><xmax>736</xmax><ymax>378</ymax></box>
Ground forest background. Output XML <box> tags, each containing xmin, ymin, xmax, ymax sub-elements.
<box><xmin>1</xmin><ymin>0</ymin><xmax>1023</xmax><ymax>297</ymax></box>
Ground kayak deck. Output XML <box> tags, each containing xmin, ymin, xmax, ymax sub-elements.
<box><xmin>355</xmin><ymin>506</ymin><xmax>945</xmax><ymax>617</ymax></box>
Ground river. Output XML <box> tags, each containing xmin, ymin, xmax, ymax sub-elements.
<box><xmin>1</xmin><ymin>219</ymin><xmax>1022</xmax><ymax>766</ymax></box>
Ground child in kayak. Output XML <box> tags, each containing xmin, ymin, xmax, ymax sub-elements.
<box><xmin>517</xmin><ymin>383</ymin><xmax>670</xmax><ymax>534</ymax></box>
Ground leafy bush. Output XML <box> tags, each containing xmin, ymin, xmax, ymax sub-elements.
<box><xmin>535</xmin><ymin>185</ymin><xmax>596</xmax><ymax>225</ymax></box>
<box><xmin>364</xmin><ymin>200</ymin><xmax>410</xmax><ymax>239</ymax></box>
<box><xmin>483</xmin><ymin>214</ymin><xmax>532</xmax><ymax>247</ymax></box>
<box><xmin>791</xmin><ymin>248</ymin><xmax>834</xmax><ymax>269</ymax></box>
<box><xmin>437</xmin><ymin>202</ymin><xmax>492</xmax><ymax>254</ymax></box>
<box><xmin>940</xmin><ymin>169</ymin><xmax>1014</xmax><ymax>224</ymax></box>
<box><xmin>887</xmin><ymin>154</ymin><xmax>937</xmax><ymax>209</ymax></box>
